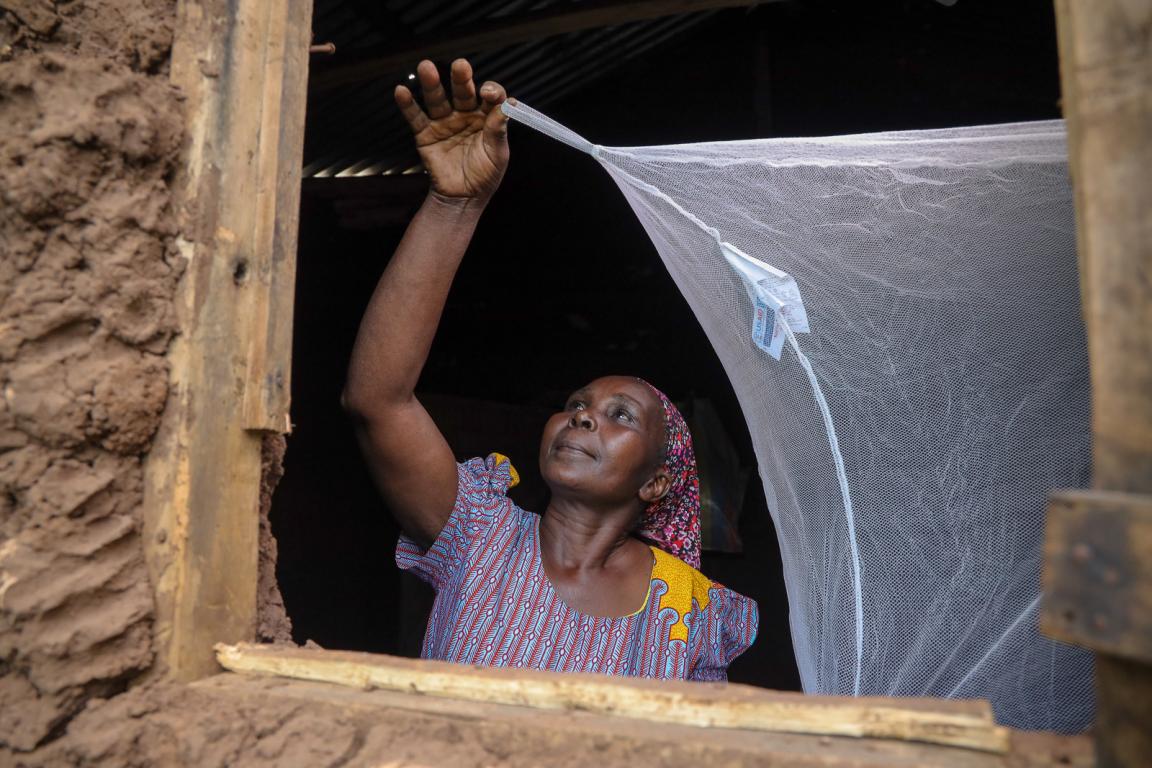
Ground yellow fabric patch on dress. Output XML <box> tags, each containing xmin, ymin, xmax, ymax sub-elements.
<box><xmin>650</xmin><ymin>546</ymin><xmax>712</xmax><ymax>642</ymax></box>
<box><xmin>490</xmin><ymin>452</ymin><xmax>520</xmax><ymax>488</ymax></box>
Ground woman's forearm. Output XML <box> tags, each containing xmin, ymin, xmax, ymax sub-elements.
<box><xmin>343</xmin><ymin>192</ymin><xmax>487</xmax><ymax>415</ymax></box>
<box><xmin>341</xmin><ymin>61</ymin><xmax>508</xmax><ymax>544</ymax></box>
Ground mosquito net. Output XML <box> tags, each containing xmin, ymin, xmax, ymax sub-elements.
<box><xmin>501</xmin><ymin>101</ymin><xmax>1094</xmax><ymax>732</ymax></box>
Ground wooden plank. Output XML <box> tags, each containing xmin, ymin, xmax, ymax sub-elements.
<box><xmin>140</xmin><ymin>0</ymin><xmax>313</xmax><ymax>682</ymax></box>
<box><xmin>1041</xmin><ymin>490</ymin><xmax>1152</xmax><ymax>662</ymax></box>
<box><xmin>216</xmin><ymin>643</ymin><xmax>1011</xmax><ymax>753</ymax></box>
<box><xmin>241</xmin><ymin>0</ymin><xmax>312</xmax><ymax>431</ymax></box>
<box><xmin>311</xmin><ymin>0</ymin><xmax>772</xmax><ymax>91</ymax></box>
<box><xmin>195</xmin><ymin>673</ymin><xmax>1093</xmax><ymax>767</ymax></box>
<box><xmin>1053</xmin><ymin>2</ymin><xmax>1152</xmax><ymax>496</ymax></box>
<box><xmin>1095</xmin><ymin>655</ymin><xmax>1152</xmax><ymax>768</ymax></box>
<box><xmin>1050</xmin><ymin>1</ymin><xmax>1152</xmax><ymax>766</ymax></box>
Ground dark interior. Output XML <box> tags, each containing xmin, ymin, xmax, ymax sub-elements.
<box><xmin>271</xmin><ymin>0</ymin><xmax>1060</xmax><ymax>690</ymax></box>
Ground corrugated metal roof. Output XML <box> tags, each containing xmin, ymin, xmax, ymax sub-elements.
<box><xmin>304</xmin><ymin>1</ymin><xmax>728</xmax><ymax>178</ymax></box>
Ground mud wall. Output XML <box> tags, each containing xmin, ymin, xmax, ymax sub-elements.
<box><xmin>0</xmin><ymin>0</ymin><xmax>182</xmax><ymax>750</ymax></box>
<box><xmin>258</xmin><ymin>433</ymin><xmax>293</xmax><ymax>645</ymax></box>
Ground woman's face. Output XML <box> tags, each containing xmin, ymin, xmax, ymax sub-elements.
<box><xmin>539</xmin><ymin>376</ymin><xmax>669</xmax><ymax>508</ymax></box>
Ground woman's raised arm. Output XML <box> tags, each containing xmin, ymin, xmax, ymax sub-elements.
<box><xmin>342</xmin><ymin>59</ymin><xmax>510</xmax><ymax>548</ymax></box>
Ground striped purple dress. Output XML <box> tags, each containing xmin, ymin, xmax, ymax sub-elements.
<box><xmin>396</xmin><ymin>455</ymin><xmax>759</xmax><ymax>681</ymax></box>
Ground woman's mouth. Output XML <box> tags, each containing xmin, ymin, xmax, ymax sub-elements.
<box><xmin>553</xmin><ymin>439</ymin><xmax>593</xmax><ymax>458</ymax></box>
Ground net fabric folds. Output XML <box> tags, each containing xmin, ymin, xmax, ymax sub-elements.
<box><xmin>503</xmin><ymin>101</ymin><xmax>1093</xmax><ymax>732</ymax></box>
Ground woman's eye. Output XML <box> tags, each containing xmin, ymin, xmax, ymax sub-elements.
<box><xmin>614</xmin><ymin>408</ymin><xmax>634</xmax><ymax>422</ymax></box>
<box><xmin>566</xmin><ymin>400</ymin><xmax>585</xmax><ymax>411</ymax></box>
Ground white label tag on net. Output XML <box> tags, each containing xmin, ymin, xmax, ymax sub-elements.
<box><xmin>752</xmin><ymin>293</ymin><xmax>785</xmax><ymax>358</ymax></box>
<box><xmin>719</xmin><ymin>241</ymin><xmax>809</xmax><ymax>359</ymax></box>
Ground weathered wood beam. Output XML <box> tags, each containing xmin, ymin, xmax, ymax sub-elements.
<box><xmin>216</xmin><ymin>643</ymin><xmax>1011</xmax><ymax>753</ymax></box>
<box><xmin>1042</xmin><ymin>490</ymin><xmax>1152</xmax><ymax>662</ymax></box>
<box><xmin>1048</xmin><ymin>1</ymin><xmax>1152</xmax><ymax>766</ymax></box>
<box><xmin>193</xmin><ymin>673</ymin><xmax>1093</xmax><ymax>767</ymax></box>
<box><xmin>311</xmin><ymin>0</ymin><xmax>770</xmax><ymax>91</ymax></box>
<box><xmin>241</xmin><ymin>0</ymin><xmax>310</xmax><ymax>433</ymax></box>
<box><xmin>141</xmin><ymin>0</ymin><xmax>312</xmax><ymax>682</ymax></box>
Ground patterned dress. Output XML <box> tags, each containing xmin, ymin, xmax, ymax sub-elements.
<box><xmin>396</xmin><ymin>455</ymin><xmax>759</xmax><ymax>681</ymax></box>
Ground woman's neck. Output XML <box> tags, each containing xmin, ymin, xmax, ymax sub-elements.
<box><xmin>539</xmin><ymin>496</ymin><xmax>642</xmax><ymax>572</ymax></box>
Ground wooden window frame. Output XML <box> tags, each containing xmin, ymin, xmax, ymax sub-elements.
<box><xmin>141</xmin><ymin>2</ymin><xmax>1148</xmax><ymax>763</ymax></box>
<box><xmin>143</xmin><ymin>0</ymin><xmax>310</xmax><ymax>682</ymax></box>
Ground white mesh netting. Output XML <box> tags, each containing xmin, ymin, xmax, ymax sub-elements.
<box><xmin>503</xmin><ymin>100</ymin><xmax>1094</xmax><ymax>732</ymax></box>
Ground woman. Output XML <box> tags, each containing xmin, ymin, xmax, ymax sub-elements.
<box><xmin>342</xmin><ymin>59</ymin><xmax>757</xmax><ymax>680</ymax></box>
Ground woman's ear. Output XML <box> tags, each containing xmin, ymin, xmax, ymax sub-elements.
<box><xmin>639</xmin><ymin>468</ymin><xmax>671</xmax><ymax>505</ymax></box>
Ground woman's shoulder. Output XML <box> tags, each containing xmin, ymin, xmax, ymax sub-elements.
<box><xmin>649</xmin><ymin>546</ymin><xmax>758</xmax><ymax>641</ymax></box>
<box><xmin>649</xmin><ymin>546</ymin><xmax>715</xmax><ymax>612</ymax></box>
<box><xmin>649</xmin><ymin>546</ymin><xmax>752</xmax><ymax>609</ymax></box>
<box><xmin>454</xmin><ymin>453</ymin><xmax>536</xmax><ymax>538</ymax></box>
<box><xmin>458</xmin><ymin>452</ymin><xmax>521</xmax><ymax>496</ymax></box>
<box><xmin>647</xmin><ymin>547</ymin><xmax>758</xmax><ymax>677</ymax></box>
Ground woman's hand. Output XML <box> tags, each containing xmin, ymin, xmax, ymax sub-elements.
<box><xmin>395</xmin><ymin>58</ymin><xmax>510</xmax><ymax>203</ymax></box>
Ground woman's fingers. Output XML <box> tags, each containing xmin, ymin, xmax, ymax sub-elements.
<box><xmin>397</xmin><ymin>59</ymin><xmax>508</xmax><ymax>153</ymax></box>
<box><xmin>481</xmin><ymin>86</ymin><xmax>510</xmax><ymax>153</ymax></box>
<box><xmin>417</xmin><ymin>59</ymin><xmax>451</xmax><ymax>119</ymax></box>
<box><xmin>394</xmin><ymin>85</ymin><xmax>430</xmax><ymax>134</ymax></box>
<box><xmin>449</xmin><ymin>58</ymin><xmax>478</xmax><ymax>112</ymax></box>
<box><xmin>478</xmin><ymin>80</ymin><xmax>507</xmax><ymax>114</ymax></box>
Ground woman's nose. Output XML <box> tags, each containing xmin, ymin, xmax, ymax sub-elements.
<box><xmin>569</xmin><ymin>410</ymin><xmax>595</xmax><ymax>430</ymax></box>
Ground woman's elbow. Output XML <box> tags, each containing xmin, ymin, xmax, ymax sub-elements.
<box><xmin>340</xmin><ymin>386</ymin><xmax>373</xmax><ymax>422</ymax></box>
<box><xmin>340</xmin><ymin>385</ymin><xmax>408</xmax><ymax>423</ymax></box>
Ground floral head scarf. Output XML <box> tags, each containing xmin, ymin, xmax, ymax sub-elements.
<box><xmin>636</xmin><ymin>380</ymin><xmax>702</xmax><ymax>569</ymax></box>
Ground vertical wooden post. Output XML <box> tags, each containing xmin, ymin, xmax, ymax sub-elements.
<box><xmin>1047</xmin><ymin>1</ymin><xmax>1152</xmax><ymax>766</ymax></box>
<box><xmin>141</xmin><ymin>0</ymin><xmax>312</xmax><ymax>681</ymax></box>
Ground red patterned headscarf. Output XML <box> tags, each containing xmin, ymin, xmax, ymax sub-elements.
<box><xmin>636</xmin><ymin>380</ymin><xmax>702</xmax><ymax>569</ymax></box>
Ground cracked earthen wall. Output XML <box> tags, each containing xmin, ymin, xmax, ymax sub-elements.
<box><xmin>0</xmin><ymin>0</ymin><xmax>291</xmax><ymax>753</ymax></box>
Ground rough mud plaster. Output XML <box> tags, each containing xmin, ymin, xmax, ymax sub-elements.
<box><xmin>0</xmin><ymin>1</ymin><xmax>182</xmax><ymax>751</ymax></box>
<box><xmin>2</xmin><ymin>677</ymin><xmax>793</xmax><ymax>768</ymax></box>
<box><xmin>0</xmin><ymin>0</ymin><xmax>175</xmax><ymax>72</ymax></box>
<box><xmin>20</xmin><ymin>681</ymin><xmax>369</xmax><ymax>767</ymax></box>
<box><xmin>257</xmin><ymin>433</ymin><xmax>293</xmax><ymax>644</ymax></box>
